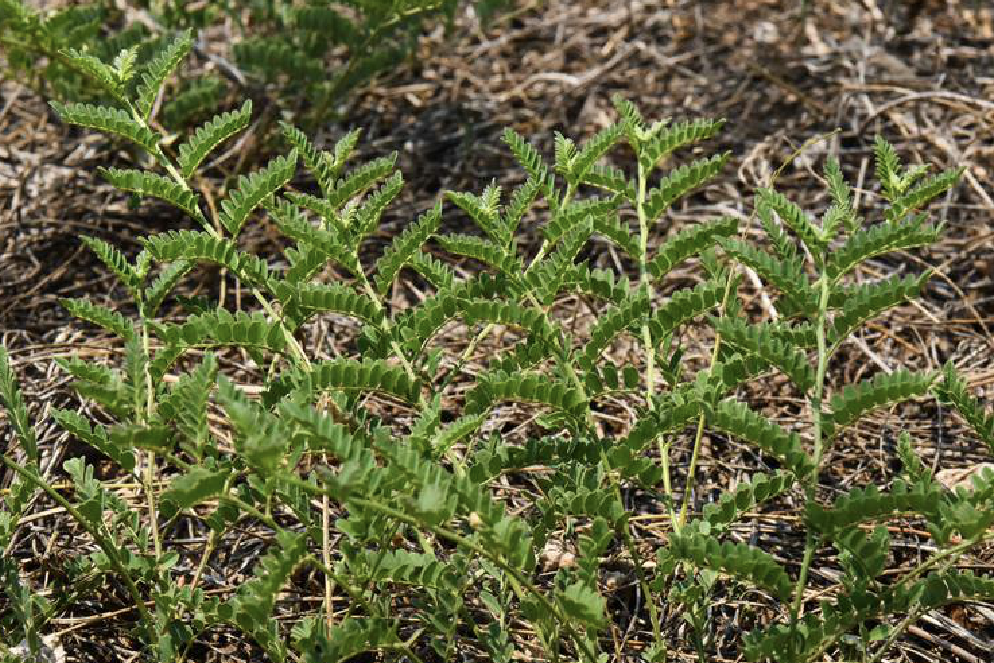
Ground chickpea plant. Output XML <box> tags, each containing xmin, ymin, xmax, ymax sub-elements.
<box><xmin>1</xmin><ymin>31</ymin><xmax>992</xmax><ymax>663</ymax></box>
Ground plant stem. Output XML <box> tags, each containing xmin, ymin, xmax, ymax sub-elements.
<box><xmin>321</xmin><ymin>487</ymin><xmax>334</xmax><ymax>632</ymax></box>
<box><xmin>677</xmin><ymin>271</ymin><xmax>736</xmax><ymax>530</ymax></box>
<box><xmin>635</xmin><ymin>160</ymin><xmax>656</xmax><ymax>410</ymax></box>
<box><xmin>357</xmin><ymin>274</ymin><xmax>417</xmax><ymax>382</ymax></box>
<box><xmin>790</xmin><ymin>269</ymin><xmax>832</xmax><ymax>656</ymax></box>
<box><xmin>810</xmin><ymin>274</ymin><xmax>831</xmax><ymax>471</ymax></box>
<box><xmin>140</xmin><ymin>318</ymin><xmax>162</xmax><ymax>561</ymax></box>
<box><xmin>659</xmin><ymin>436</ymin><xmax>678</xmax><ymax>530</ymax></box>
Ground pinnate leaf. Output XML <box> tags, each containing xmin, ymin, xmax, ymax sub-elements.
<box><xmin>644</xmin><ymin>152</ymin><xmax>729</xmax><ymax>223</ymax></box>
<box><xmin>648</xmin><ymin>216</ymin><xmax>737</xmax><ymax>280</ymax></box>
<box><xmin>373</xmin><ymin>202</ymin><xmax>441</xmax><ymax>296</ymax></box>
<box><xmin>933</xmin><ymin>362</ymin><xmax>994</xmax><ymax>453</ymax></box>
<box><xmin>161</xmin><ymin>466</ymin><xmax>231</xmax><ymax>515</ymax></box>
<box><xmin>218</xmin><ymin>149</ymin><xmax>297</xmax><ymax>236</ymax></box>
<box><xmin>50</xmin><ymin>102</ymin><xmax>159</xmax><ymax>152</ymax></box>
<box><xmin>135</xmin><ymin>30</ymin><xmax>193</xmax><ymax>120</ymax></box>
<box><xmin>710</xmin><ymin>315</ymin><xmax>814</xmax><ymax>394</ymax></box>
<box><xmin>60</xmin><ymin>297</ymin><xmax>135</xmax><ymax>341</ymax></box>
<box><xmin>100</xmin><ymin>167</ymin><xmax>205</xmax><ymax>225</ymax></box>
<box><xmin>826</xmin><ymin>216</ymin><xmax>940</xmax><ymax>281</ymax></box>
<box><xmin>177</xmin><ymin>100</ymin><xmax>253</xmax><ymax>178</ymax></box>
<box><xmin>664</xmin><ymin>530</ymin><xmax>793</xmax><ymax>601</ymax></box>
<box><xmin>0</xmin><ymin>347</ymin><xmax>39</xmax><ymax>463</ymax></box>
<box><xmin>707</xmin><ymin>399</ymin><xmax>814</xmax><ymax>478</ymax></box>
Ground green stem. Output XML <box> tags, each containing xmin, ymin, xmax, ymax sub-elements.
<box><xmin>790</xmin><ymin>269</ymin><xmax>831</xmax><ymax>656</ymax></box>
<box><xmin>810</xmin><ymin>273</ymin><xmax>831</xmax><ymax>470</ymax></box>
<box><xmin>634</xmin><ymin>161</ymin><xmax>656</xmax><ymax>410</ymax></box>
<box><xmin>517</xmin><ymin>183</ymin><xmax>595</xmax><ymax>430</ymax></box>
<box><xmin>114</xmin><ymin>105</ymin><xmax>170</xmax><ymax>564</ymax></box>
<box><xmin>139</xmin><ymin>317</ymin><xmax>162</xmax><ymax>561</ymax></box>
<box><xmin>357</xmin><ymin>273</ymin><xmax>417</xmax><ymax>383</ymax></box>
<box><xmin>0</xmin><ymin>454</ymin><xmax>156</xmax><ymax>647</ymax></box>
<box><xmin>676</xmin><ymin>270</ymin><xmax>737</xmax><ymax>530</ymax></box>
<box><xmin>659</xmin><ymin>436</ymin><xmax>678</xmax><ymax>530</ymax></box>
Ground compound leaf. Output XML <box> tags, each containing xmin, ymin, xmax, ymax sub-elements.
<box><xmin>143</xmin><ymin>230</ymin><xmax>273</xmax><ymax>289</ymax></box>
<box><xmin>373</xmin><ymin>202</ymin><xmax>441</xmax><ymax>296</ymax></box>
<box><xmin>719</xmin><ymin>237</ymin><xmax>815</xmax><ymax>315</ymax></box>
<box><xmin>161</xmin><ymin>466</ymin><xmax>231</xmax><ymax>515</ymax></box>
<box><xmin>645</xmin><ymin>277</ymin><xmax>727</xmax><ymax>343</ymax></box>
<box><xmin>825</xmin><ymin>369</ymin><xmax>936</xmax><ymax>434</ymax></box>
<box><xmin>290</xmin><ymin>358</ymin><xmax>421</xmax><ymax>404</ymax></box>
<box><xmin>707</xmin><ymin>399</ymin><xmax>814</xmax><ymax>478</ymax></box>
<box><xmin>568</xmin><ymin>123</ymin><xmax>624</xmax><ymax>185</ymax></box>
<box><xmin>79</xmin><ymin>235</ymin><xmax>139</xmax><ymax>297</ymax></box>
<box><xmin>887</xmin><ymin>167</ymin><xmax>963</xmax><ymax>222</ymax></box>
<box><xmin>933</xmin><ymin>362</ymin><xmax>994</xmax><ymax>453</ymax></box>
<box><xmin>409</xmin><ymin>250</ymin><xmax>455</xmax><ymax>290</ymax></box>
<box><xmin>143</xmin><ymin>259</ymin><xmax>194</xmax><ymax>316</ymax></box>
<box><xmin>580</xmin><ymin>288</ymin><xmax>651</xmax><ymax>364</ymax></box>
<box><xmin>826</xmin><ymin>216</ymin><xmax>940</xmax><ymax>281</ymax></box>
<box><xmin>502</xmin><ymin>127</ymin><xmax>548</xmax><ymax>180</ymax></box>
<box><xmin>756</xmin><ymin>187</ymin><xmax>823</xmax><ymax>251</ymax></box>
<box><xmin>328</xmin><ymin>153</ymin><xmax>397</xmax><ymax>209</ymax></box>
<box><xmin>664</xmin><ymin>531</ymin><xmax>793</xmax><ymax>601</ymax></box>
<box><xmin>50</xmin><ymin>101</ymin><xmax>159</xmax><ymax>152</ymax></box>
<box><xmin>177</xmin><ymin>100</ymin><xmax>253</xmax><ymax>178</ymax></box>
<box><xmin>581</xmin><ymin>163</ymin><xmax>635</xmax><ymax>199</ymax></box>
<box><xmin>218</xmin><ymin>149</ymin><xmax>297</xmax><ymax>236</ymax></box>
<box><xmin>100</xmin><ymin>167</ymin><xmax>205</xmax><ymax>225</ymax></box>
<box><xmin>639</xmin><ymin>118</ymin><xmax>725</xmax><ymax>171</ymax></box>
<box><xmin>464</xmin><ymin>371</ymin><xmax>586</xmax><ymax>419</ymax></box>
<box><xmin>60</xmin><ymin>297</ymin><xmax>134</xmax><ymax>341</ymax></box>
<box><xmin>0</xmin><ymin>347</ymin><xmax>38</xmax><ymax>463</ymax></box>
<box><xmin>268</xmin><ymin>197</ymin><xmax>359</xmax><ymax>276</ymax></box>
<box><xmin>648</xmin><ymin>216</ymin><xmax>738</xmax><ymax>280</ymax></box>
<box><xmin>710</xmin><ymin>316</ymin><xmax>814</xmax><ymax>394</ymax></box>
<box><xmin>52</xmin><ymin>408</ymin><xmax>135</xmax><ymax>471</ymax></box>
<box><xmin>354</xmin><ymin>170</ymin><xmax>404</xmax><ymax>240</ymax></box>
<box><xmin>436</xmin><ymin>233</ymin><xmax>520</xmax><ymax>275</ymax></box>
<box><xmin>829</xmin><ymin>272</ymin><xmax>930</xmax><ymax>346</ymax></box>
<box><xmin>644</xmin><ymin>152</ymin><xmax>729</xmax><ymax>224</ymax></box>
<box><xmin>522</xmin><ymin>216</ymin><xmax>594</xmax><ymax>305</ymax></box>
<box><xmin>135</xmin><ymin>29</ymin><xmax>192</xmax><ymax>120</ymax></box>
<box><xmin>275</xmin><ymin>281</ymin><xmax>383</xmax><ymax>326</ymax></box>
<box><xmin>702</xmin><ymin>471</ymin><xmax>795</xmax><ymax>532</ymax></box>
<box><xmin>806</xmin><ymin>479</ymin><xmax>944</xmax><ymax>537</ymax></box>
<box><xmin>446</xmin><ymin>184</ymin><xmax>506</xmax><ymax>246</ymax></box>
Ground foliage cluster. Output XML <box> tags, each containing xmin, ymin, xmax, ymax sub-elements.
<box><xmin>1</xmin><ymin>30</ymin><xmax>991</xmax><ymax>663</ymax></box>
<box><xmin>0</xmin><ymin>0</ymin><xmax>504</xmax><ymax>131</ymax></box>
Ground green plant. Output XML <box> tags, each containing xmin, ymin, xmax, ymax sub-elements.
<box><xmin>1</xmin><ymin>31</ymin><xmax>991</xmax><ymax>663</ymax></box>
<box><xmin>657</xmin><ymin>137</ymin><xmax>991</xmax><ymax>663</ymax></box>
<box><xmin>1</xmin><ymin>0</ymin><xmax>505</xmax><ymax>132</ymax></box>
